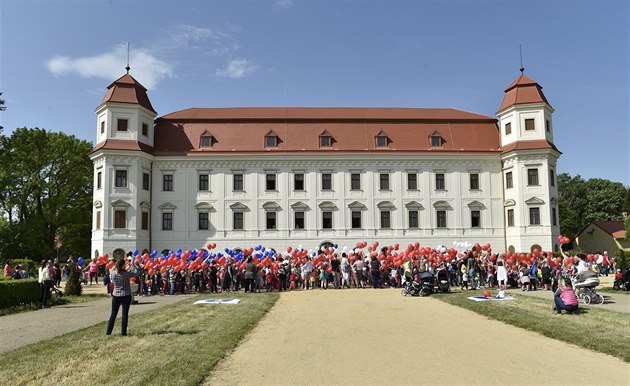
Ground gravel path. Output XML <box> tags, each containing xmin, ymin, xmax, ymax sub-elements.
<box><xmin>205</xmin><ymin>289</ymin><xmax>630</xmax><ymax>385</ymax></box>
<box><xmin>0</xmin><ymin>290</ymin><xmax>197</xmax><ymax>354</ymax></box>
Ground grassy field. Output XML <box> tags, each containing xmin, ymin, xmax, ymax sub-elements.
<box><xmin>599</xmin><ymin>287</ymin><xmax>630</xmax><ymax>295</ymax></box>
<box><xmin>0</xmin><ymin>293</ymin><xmax>109</xmax><ymax>316</ymax></box>
<box><xmin>0</xmin><ymin>292</ymin><xmax>279</xmax><ymax>386</ymax></box>
<box><xmin>433</xmin><ymin>290</ymin><xmax>630</xmax><ymax>362</ymax></box>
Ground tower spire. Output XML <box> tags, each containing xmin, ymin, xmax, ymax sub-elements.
<box><xmin>519</xmin><ymin>44</ymin><xmax>525</xmax><ymax>74</ymax></box>
<box><xmin>125</xmin><ymin>42</ymin><xmax>131</xmax><ymax>74</ymax></box>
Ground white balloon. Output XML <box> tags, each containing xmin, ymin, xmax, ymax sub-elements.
<box><xmin>343</xmin><ymin>245</ymin><xmax>348</xmax><ymax>251</ymax></box>
<box><xmin>452</xmin><ymin>241</ymin><xmax>458</xmax><ymax>246</ymax></box>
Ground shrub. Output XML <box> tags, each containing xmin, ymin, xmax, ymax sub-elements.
<box><xmin>0</xmin><ymin>279</ymin><xmax>40</xmax><ymax>308</ymax></box>
<box><xmin>11</xmin><ymin>258</ymin><xmax>37</xmax><ymax>277</ymax></box>
<box><xmin>614</xmin><ymin>249</ymin><xmax>628</xmax><ymax>270</ymax></box>
<box><xmin>64</xmin><ymin>262</ymin><xmax>82</xmax><ymax>296</ymax></box>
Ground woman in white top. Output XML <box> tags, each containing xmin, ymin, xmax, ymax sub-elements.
<box><xmin>38</xmin><ymin>260</ymin><xmax>51</xmax><ymax>309</ymax></box>
<box><xmin>496</xmin><ymin>259</ymin><xmax>508</xmax><ymax>298</ymax></box>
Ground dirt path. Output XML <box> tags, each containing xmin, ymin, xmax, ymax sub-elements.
<box><xmin>205</xmin><ymin>289</ymin><xmax>629</xmax><ymax>385</ymax></box>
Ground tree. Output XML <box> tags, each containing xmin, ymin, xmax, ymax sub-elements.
<box><xmin>0</xmin><ymin>128</ymin><xmax>93</xmax><ymax>261</ymax></box>
<box><xmin>64</xmin><ymin>262</ymin><xmax>82</xmax><ymax>296</ymax></box>
<box><xmin>622</xmin><ymin>188</ymin><xmax>630</xmax><ymax>214</ymax></box>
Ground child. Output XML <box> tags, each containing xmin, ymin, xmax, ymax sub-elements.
<box><xmin>289</xmin><ymin>271</ymin><xmax>296</xmax><ymax>290</ymax></box>
<box><xmin>319</xmin><ymin>267</ymin><xmax>328</xmax><ymax>289</ymax></box>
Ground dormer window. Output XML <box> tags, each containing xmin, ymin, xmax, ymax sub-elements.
<box><xmin>375</xmin><ymin>131</ymin><xmax>389</xmax><ymax>148</ymax></box>
<box><xmin>200</xmin><ymin>135</ymin><xmax>213</xmax><ymax>148</ymax></box>
<box><xmin>265</xmin><ymin>132</ymin><xmax>278</xmax><ymax>148</ymax></box>
<box><xmin>319</xmin><ymin>132</ymin><xmax>332</xmax><ymax>148</ymax></box>
<box><xmin>431</xmin><ymin>135</ymin><xmax>443</xmax><ymax>147</ymax></box>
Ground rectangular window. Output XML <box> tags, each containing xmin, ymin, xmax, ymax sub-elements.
<box><xmin>266</xmin><ymin>174</ymin><xmax>276</xmax><ymax>191</ymax></box>
<box><xmin>198</xmin><ymin>212</ymin><xmax>209</xmax><ymax>230</ymax></box>
<box><xmin>100</xmin><ymin>121</ymin><xmax>105</xmax><ymax>134</ymax></box>
<box><xmin>507</xmin><ymin>209</ymin><xmax>514</xmax><ymax>227</ymax></box>
<box><xmin>320</xmin><ymin>135</ymin><xmax>331</xmax><ymax>147</ymax></box>
<box><xmin>552</xmin><ymin>208</ymin><xmax>557</xmax><ymax>226</ymax></box>
<box><xmin>529</xmin><ymin>207</ymin><xmax>541</xmax><ymax>225</ymax></box>
<box><xmin>117</xmin><ymin>119</ymin><xmax>128</xmax><ymax>132</ymax></box>
<box><xmin>435</xmin><ymin>173</ymin><xmax>445</xmax><ymax>190</ymax></box>
<box><xmin>163</xmin><ymin>174</ymin><xmax>173</xmax><ymax>191</ymax></box>
<box><xmin>266</xmin><ymin>212</ymin><xmax>277</xmax><ymax>230</ymax></box>
<box><xmin>351</xmin><ymin>211</ymin><xmax>361</xmax><ymax>229</ymax></box>
<box><xmin>162</xmin><ymin>213</ymin><xmax>173</xmax><ymax>230</ymax></box>
<box><xmin>322</xmin><ymin>211</ymin><xmax>333</xmax><ymax>229</ymax></box>
<box><xmin>141</xmin><ymin>211</ymin><xmax>149</xmax><ymax>230</ymax></box>
<box><xmin>546</xmin><ymin>120</ymin><xmax>550</xmax><ymax>132</ymax></box>
<box><xmin>199</xmin><ymin>174</ymin><xmax>209</xmax><ymax>191</ymax></box>
<box><xmin>233</xmin><ymin>174</ymin><xmax>243</xmax><ymax>191</ymax></box>
<box><xmin>200</xmin><ymin>136</ymin><xmax>212</xmax><ymax>147</ymax></box>
<box><xmin>265</xmin><ymin>135</ymin><xmax>277</xmax><ymax>148</ymax></box>
<box><xmin>97</xmin><ymin>172</ymin><xmax>102</xmax><ymax>190</ymax></box>
<box><xmin>233</xmin><ymin>212</ymin><xmax>243</xmax><ymax>230</ymax></box>
<box><xmin>322</xmin><ymin>173</ymin><xmax>332</xmax><ymax>190</ymax></box>
<box><xmin>550</xmin><ymin>169</ymin><xmax>555</xmax><ymax>187</ymax></box>
<box><xmin>436</xmin><ymin>210</ymin><xmax>447</xmax><ymax>228</ymax></box>
<box><xmin>294</xmin><ymin>173</ymin><xmax>304</xmax><ymax>191</ymax></box>
<box><xmin>469</xmin><ymin>173</ymin><xmax>479</xmax><ymax>190</ymax></box>
<box><xmin>431</xmin><ymin>136</ymin><xmax>442</xmax><ymax>147</ymax></box>
<box><xmin>142</xmin><ymin>173</ymin><xmax>150</xmax><ymax>191</ymax></box>
<box><xmin>96</xmin><ymin>211</ymin><xmax>101</xmax><ymax>230</ymax></box>
<box><xmin>114</xmin><ymin>210</ymin><xmax>126</xmax><ymax>229</ymax></box>
<box><xmin>506</xmin><ymin>171</ymin><xmax>513</xmax><ymax>189</ymax></box>
<box><xmin>294</xmin><ymin>211</ymin><xmax>305</xmax><ymax>229</ymax></box>
<box><xmin>407</xmin><ymin>173</ymin><xmax>417</xmax><ymax>190</ymax></box>
<box><xmin>408</xmin><ymin>210</ymin><xmax>419</xmax><ymax>229</ymax></box>
<box><xmin>525</xmin><ymin>118</ymin><xmax>535</xmax><ymax>131</ymax></box>
<box><xmin>350</xmin><ymin>173</ymin><xmax>361</xmax><ymax>190</ymax></box>
<box><xmin>379</xmin><ymin>173</ymin><xmax>390</xmax><ymax>190</ymax></box>
<box><xmin>505</xmin><ymin>122</ymin><xmax>512</xmax><ymax>135</ymax></box>
<box><xmin>142</xmin><ymin>123</ymin><xmax>148</xmax><ymax>136</ymax></box>
<box><xmin>527</xmin><ymin>169</ymin><xmax>539</xmax><ymax>186</ymax></box>
<box><xmin>471</xmin><ymin>210</ymin><xmax>481</xmax><ymax>228</ymax></box>
<box><xmin>376</xmin><ymin>136</ymin><xmax>388</xmax><ymax>147</ymax></box>
<box><xmin>380</xmin><ymin>210</ymin><xmax>391</xmax><ymax>229</ymax></box>
<box><xmin>115</xmin><ymin>170</ymin><xmax>127</xmax><ymax>188</ymax></box>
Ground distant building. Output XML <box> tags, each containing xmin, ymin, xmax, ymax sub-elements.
<box><xmin>90</xmin><ymin>70</ymin><xmax>561</xmax><ymax>258</ymax></box>
<box><xmin>575</xmin><ymin>221</ymin><xmax>630</xmax><ymax>253</ymax></box>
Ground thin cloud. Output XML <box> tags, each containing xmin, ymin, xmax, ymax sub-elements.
<box><xmin>274</xmin><ymin>0</ymin><xmax>294</xmax><ymax>10</ymax></box>
<box><xmin>47</xmin><ymin>44</ymin><xmax>172</xmax><ymax>89</ymax></box>
<box><xmin>215</xmin><ymin>59</ymin><xmax>259</xmax><ymax>79</ymax></box>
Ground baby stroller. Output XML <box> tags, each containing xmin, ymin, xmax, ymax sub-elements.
<box><xmin>573</xmin><ymin>270</ymin><xmax>604</xmax><ymax>305</ymax></box>
<box><xmin>418</xmin><ymin>271</ymin><xmax>435</xmax><ymax>297</ymax></box>
<box><xmin>436</xmin><ymin>269</ymin><xmax>450</xmax><ymax>293</ymax></box>
<box><xmin>401</xmin><ymin>280</ymin><xmax>421</xmax><ymax>297</ymax></box>
<box><xmin>613</xmin><ymin>268</ymin><xmax>630</xmax><ymax>291</ymax></box>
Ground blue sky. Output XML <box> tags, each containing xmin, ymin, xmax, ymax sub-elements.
<box><xmin>1</xmin><ymin>0</ymin><xmax>628</xmax><ymax>185</ymax></box>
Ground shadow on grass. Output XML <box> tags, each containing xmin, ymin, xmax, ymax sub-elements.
<box><xmin>137</xmin><ymin>329</ymin><xmax>202</xmax><ymax>337</ymax></box>
<box><xmin>134</xmin><ymin>302</ymin><xmax>157</xmax><ymax>306</ymax></box>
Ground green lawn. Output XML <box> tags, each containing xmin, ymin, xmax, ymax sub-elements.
<box><xmin>0</xmin><ymin>293</ymin><xmax>109</xmax><ymax>316</ymax></box>
<box><xmin>0</xmin><ymin>292</ymin><xmax>279</xmax><ymax>386</ymax></box>
<box><xmin>598</xmin><ymin>287</ymin><xmax>630</xmax><ymax>295</ymax></box>
<box><xmin>433</xmin><ymin>290</ymin><xmax>630</xmax><ymax>362</ymax></box>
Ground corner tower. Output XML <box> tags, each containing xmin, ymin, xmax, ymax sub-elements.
<box><xmin>498</xmin><ymin>72</ymin><xmax>561</xmax><ymax>253</ymax></box>
<box><xmin>90</xmin><ymin>71</ymin><xmax>156</xmax><ymax>259</ymax></box>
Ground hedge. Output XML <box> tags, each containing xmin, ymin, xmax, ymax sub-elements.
<box><xmin>0</xmin><ymin>279</ymin><xmax>40</xmax><ymax>308</ymax></box>
<box><xmin>11</xmin><ymin>259</ymin><xmax>37</xmax><ymax>278</ymax></box>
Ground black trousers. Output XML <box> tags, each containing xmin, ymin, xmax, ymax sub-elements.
<box><xmin>39</xmin><ymin>282</ymin><xmax>50</xmax><ymax>307</ymax></box>
<box><xmin>106</xmin><ymin>295</ymin><xmax>132</xmax><ymax>335</ymax></box>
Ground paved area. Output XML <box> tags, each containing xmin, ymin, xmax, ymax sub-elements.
<box><xmin>205</xmin><ymin>289</ymin><xmax>630</xmax><ymax>386</ymax></box>
<box><xmin>0</xmin><ymin>286</ymin><xmax>196</xmax><ymax>354</ymax></box>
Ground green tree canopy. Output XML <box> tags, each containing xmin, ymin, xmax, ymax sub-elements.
<box><xmin>0</xmin><ymin>128</ymin><xmax>93</xmax><ymax>261</ymax></box>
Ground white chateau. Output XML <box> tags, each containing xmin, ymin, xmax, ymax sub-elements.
<box><xmin>90</xmin><ymin>70</ymin><xmax>561</xmax><ymax>258</ymax></box>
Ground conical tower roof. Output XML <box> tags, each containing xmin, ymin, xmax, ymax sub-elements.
<box><xmin>99</xmin><ymin>73</ymin><xmax>156</xmax><ymax>113</ymax></box>
<box><xmin>497</xmin><ymin>73</ymin><xmax>550</xmax><ymax>113</ymax></box>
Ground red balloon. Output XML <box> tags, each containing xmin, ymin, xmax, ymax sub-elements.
<box><xmin>145</xmin><ymin>279</ymin><xmax>152</xmax><ymax>286</ymax></box>
<box><xmin>483</xmin><ymin>290</ymin><xmax>491</xmax><ymax>298</ymax></box>
<box><xmin>106</xmin><ymin>261</ymin><xmax>115</xmax><ymax>270</ymax></box>
<box><xmin>130</xmin><ymin>277</ymin><xmax>137</xmax><ymax>284</ymax></box>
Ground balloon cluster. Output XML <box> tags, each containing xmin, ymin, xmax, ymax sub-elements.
<box><xmin>557</xmin><ymin>235</ymin><xmax>570</xmax><ymax>245</ymax></box>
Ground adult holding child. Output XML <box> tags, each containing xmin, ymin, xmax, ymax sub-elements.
<box><xmin>106</xmin><ymin>258</ymin><xmax>133</xmax><ymax>336</ymax></box>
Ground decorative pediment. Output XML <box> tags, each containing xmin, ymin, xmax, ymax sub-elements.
<box><xmin>111</xmin><ymin>199</ymin><xmax>130</xmax><ymax>208</ymax></box>
<box><xmin>291</xmin><ymin>201</ymin><xmax>310</xmax><ymax>210</ymax></box>
<box><xmin>377</xmin><ymin>201</ymin><xmax>396</xmax><ymax>210</ymax></box>
<box><xmin>318</xmin><ymin>201</ymin><xmax>337</xmax><ymax>210</ymax></box>
<box><xmin>405</xmin><ymin>201</ymin><xmax>424</xmax><ymax>210</ymax></box>
<box><xmin>504</xmin><ymin>199</ymin><xmax>516</xmax><ymax>207</ymax></box>
<box><xmin>348</xmin><ymin>201</ymin><xmax>367</xmax><ymax>210</ymax></box>
<box><xmin>159</xmin><ymin>202</ymin><xmax>177</xmax><ymax>210</ymax></box>
<box><xmin>195</xmin><ymin>202</ymin><xmax>214</xmax><ymax>210</ymax></box>
<box><xmin>140</xmin><ymin>201</ymin><xmax>151</xmax><ymax>209</ymax></box>
<box><xmin>525</xmin><ymin>197</ymin><xmax>545</xmax><ymax>205</ymax></box>
<box><xmin>229</xmin><ymin>202</ymin><xmax>249</xmax><ymax>210</ymax></box>
<box><xmin>262</xmin><ymin>202</ymin><xmax>281</xmax><ymax>211</ymax></box>
<box><xmin>467</xmin><ymin>200</ymin><xmax>485</xmax><ymax>209</ymax></box>
<box><xmin>93</xmin><ymin>200</ymin><xmax>103</xmax><ymax>208</ymax></box>
<box><xmin>433</xmin><ymin>200</ymin><xmax>452</xmax><ymax>209</ymax></box>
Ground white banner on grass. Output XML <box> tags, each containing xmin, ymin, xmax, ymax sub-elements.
<box><xmin>194</xmin><ymin>298</ymin><xmax>241</xmax><ymax>305</ymax></box>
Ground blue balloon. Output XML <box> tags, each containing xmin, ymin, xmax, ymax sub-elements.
<box><xmin>77</xmin><ymin>257</ymin><xmax>84</xmax><ymax>266</ymax></box>
<box><xmin>334</xmin><ymin>244</ymin><xmax>339</xmax><ymax>249</ymax></box>
<box><xmin>133</xmin><ymin>249</ymin><xmax>139</xmax><ymax>256</ymax></box>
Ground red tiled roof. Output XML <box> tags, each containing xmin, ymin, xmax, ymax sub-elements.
<box><xmin>497</xmin><ymin>74</ymin><xmax>550</xmax><ymax>113</ymax></box>
<box><xmin>92</xmin><ymin>139</ymin><xmax>154</xmax><ymax>154</ymax></box>
<box><xmin>99</xmin><ymin>74</ymin><xmax>156</xmax><ymax>113</ymax></box>
<box><xmin>152</xmin><ymin>107</ymin><xmax>501</xmax><ymax>155</ymax></box>
<box><xmin>501</xmin><ymin>139</ymin><xmax>562</xmax><ymax>154</ymax></box>
<box><xmin>592</xmin><ymin>221</ymin><xmax>626</xmax><ymax>239</ymax></box>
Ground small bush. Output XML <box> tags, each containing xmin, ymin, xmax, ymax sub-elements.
<box><xmin>11</xmin><ymin>258</ymin><xmax>37</xmax><ymax>277</ymax></box>
<box><xmin>0</xmin><ymin>279</ymin><xmax>40</xmax><ymax>308</ymax></box>
<box><xmin>64</xmin><ymin>263</ymin><xmax>82</xmax><ymax>296</ymax></box>
<box><xmin>614</xmin><ymin>249</ymin><xmax>628</xmax><ymax>270</ymax></box>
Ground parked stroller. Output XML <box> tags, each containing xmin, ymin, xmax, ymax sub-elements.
<box><xmin>613</xmin><ymin>268</ymin><xmax>630</xmax><ymax>291</ymax></box>
<box><xmin>418</xmin><ymin>271</ymin><xmax>435</xmax><ymax>296</ymax></box>
<box><xmin>573</xmin><ymin>270</ymin><xmax>604</xmax><ymax>305</ymax></box>
<box><xmin>401</xmin><ymin>280</ymin><xmax>421</xmax><ymax>297</ymax></box>
<box><xmin>436</xmin><ymin>269</ymin><xmax>450</xmax><ymax>293</ymax></box>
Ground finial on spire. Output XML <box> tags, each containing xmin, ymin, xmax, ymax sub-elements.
<box><xmin>519</xmin><ymin>44</ymin><xmax>525</xmax><ymax>74</ymax></box>
<box><xmin>125</xmin><ymin>42</ymin><xmax>131</xmax><ymax>74</ymax></box>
